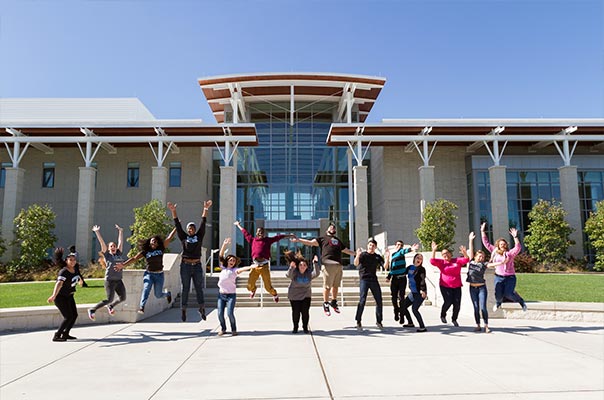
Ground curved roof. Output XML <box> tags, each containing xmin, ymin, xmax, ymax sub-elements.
<box><xmin>198</xmin><ymin>72</ymin><xmax>386</xmax><ymax>123</ymax></box>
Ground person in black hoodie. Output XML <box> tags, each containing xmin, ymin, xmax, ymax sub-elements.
<box><xmin>47</xmin><ymin>248</ymin><xmax>81</xmax><ymax>342</ymax></box>
<box><xmin>400</xmin><ymin>253</ymin><xmax>428</xmax><ymax>332</ymax></box>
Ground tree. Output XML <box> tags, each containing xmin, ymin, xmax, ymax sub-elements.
<box><xmin>126</xmin><ymin>199</ymin><xmax>173</xmax><ymax>265</ymax></box>
<box><xmin>13</xmin><ymin>204</ymin><xmax>57</xmax><ymax>271</ymax></box>
<box><xmin>415</xmin><ymin>199</ymin><xmax>458</xmax><ymax>251</ymax></box>
<box><xmin>0</xmin><ymin>227</ymin><xmax>6</xmax><ymax>260</ymax></box>
<box><xmin>524</xmin><ymin>199</ymin><xmax>574</xmax><ymax>264</ymax></box>
<box><xmin>585</xmin><ymin>200</ymin><xmax>604</xmax><ymax>272</ymax></box>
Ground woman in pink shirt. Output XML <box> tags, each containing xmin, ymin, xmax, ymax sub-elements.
<box><xmin>481</xmin><ymin>222</ymin><xmax>527</xmax><ymax>312</ymax></box>
<box><xmin>430</xmin><ymin>241</ymin><xmax>469</xmax><ymax>327</ymax></box>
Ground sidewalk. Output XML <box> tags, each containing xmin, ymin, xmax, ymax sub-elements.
<box><xmin>1</xmin><ymin>304</ymin><xmax>603</xmax><ymax>400</ymax></box>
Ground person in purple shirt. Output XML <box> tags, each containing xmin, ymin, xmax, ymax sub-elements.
<box><xmin>234</xmin><ymin>221</ymin><xmax>293</xmax><ymax>303</ymax></box>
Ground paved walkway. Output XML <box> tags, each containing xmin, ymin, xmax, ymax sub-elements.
<box><xmin>1</xmin><ymin>304</ymin><xmax>603</xmax><ymax>400</ymax></box>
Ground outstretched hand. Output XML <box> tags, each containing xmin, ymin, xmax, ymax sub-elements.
<box><xmin>92</xmin><ymin>225</ymin><xmax>100</xmax><ymax>232</ymax></box>
<box><xmin>410</xmin><ymin>243</ymin><xmax>420</xmax><ymax>251</ymax></box>
<box><xmin>115</xmin><ymin>224</ymin><xmax>123</xmax><ymax>231</ymax></box>
<box><xmin>480</xmin><ymin>222</ymin><xmax>487</xmax><ymax>232</ymax></box>
<box><xmin>167</xmin><ymin>202</ymin><xmax>177</xmax><ymax>211</ymax></box>
<box><xmin>469</xmin><ymin>232</ymin><xmax>475</xmax><ymax>241</ymax></box>
<box><xmin>203</xmin><ymin>200</ymin><xmax>213</xmax><ymax>209</ymax></box>
<box><xmin>431</xmin><ymin>241</ymin><xmax>438</xmax><ymax>252</ymax></box>
<box><xmin>509</xmin><ymin>228</ymin><xmax>518</xmax><ymax>238</ymax></box>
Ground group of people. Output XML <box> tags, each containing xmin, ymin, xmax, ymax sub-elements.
<box><xmin>47</xmin><ymin>200</ymin><xmax>528</xmax><ymax>341</ymax></box>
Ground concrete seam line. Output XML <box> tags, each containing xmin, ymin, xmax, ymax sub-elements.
<box><xmin>0</xmin><ymin>323</ymin><xmax>135</xmax><ymax>388</ymax></box>
<box><xmin>309</xmin><ymin>327</ymin><xmax>335</xmax><ymax>400</ymax></box>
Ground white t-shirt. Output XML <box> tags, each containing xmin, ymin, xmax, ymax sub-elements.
<box><xmin>218</xmin><ymin>267</ymin><xmax>239</xmax><ymax>294</ymax></box>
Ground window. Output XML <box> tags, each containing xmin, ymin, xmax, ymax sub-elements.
<box><xmin>169</xmin><ymin>162</ymin><xmax>181</xmax><ymax>187</ymax></box>
<box><xmin>0</xmin><ymin>163</ymin><xmax>10</xmax><ymax>188</ymax></box>
<box><xmin>42</xmin><ymin>162</ymin><xmax>55</xmax><ymax>188</ymax></box>
<box><xmin>127</xmin><ymin>162</ymin><xmax>139</xmax><ymax>188</ymax></box>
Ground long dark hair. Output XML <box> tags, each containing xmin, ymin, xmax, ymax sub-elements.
<box><xmin>139</xmin><ymin>235</ymin><xmax>166</xmax><ymax>253</ymax></box>
<box><xmin>284</xmin><ymin>250</ymin><xmax>307</xmax><ymax>267</ymax></box>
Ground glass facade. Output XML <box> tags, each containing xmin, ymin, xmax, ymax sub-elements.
<box><xmin>579</xmin><ymin>171</ymin><xmax>604</xmax><ymax>260</ymax></box>
<box><xmin>213</xmin><ymin>101</ymin><xmax>360</xmax><ymax>266</ymax></box>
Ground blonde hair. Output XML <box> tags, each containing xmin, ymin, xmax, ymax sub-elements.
<box><xmin>494</xmin><ymin>238</ymin><xmax>509</xmax><ymax>256</ymax></box>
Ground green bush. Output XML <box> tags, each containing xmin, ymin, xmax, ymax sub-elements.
<box><xmin>415</xmin><ymin>199</ymin><xmax>458</xmax><ymax>251</ymax></box>
<box><xmin>585</xmin><ymin>200</ymin><xmax>604</xmax><ymax>272</ymax></box>
<box><xmin>12</xmin><ymin>204</ymin><xmax>57</xmax><ymax>273</ymax></box>
<box><xmin>126</xmin><ymin>199</ymin><xmax>173</xmax><ymax>268</ymax></box>
<box><xmin>524</xmin><ymin>199</ymin><xmax>573</xmax><ymax>264</ymax></box>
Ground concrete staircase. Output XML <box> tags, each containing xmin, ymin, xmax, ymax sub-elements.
<box><xmin>174</xmin><ymin>270</ymin><xmax>393</xmax><ymax>308</ymax></box>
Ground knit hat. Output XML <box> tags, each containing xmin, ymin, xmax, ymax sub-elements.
<box><xmin>186</xmin><ymin>222</ymin><xmax>196</xmax><ymax>230</ymax></box>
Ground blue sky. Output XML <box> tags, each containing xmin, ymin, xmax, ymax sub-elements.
<box><xmin>1</xmin><ymin>0</ymin><xmax>602</xmax><ymax>122</ymax></box>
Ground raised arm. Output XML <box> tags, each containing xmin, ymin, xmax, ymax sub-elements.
<box><xmin>234</xmin><ymin>221</ymin><xmax>253</xmax><ymax>243</ymax></box>
<box><xmin>168</xmin><ymin>202</ymin><xmax>187</xmax><ymax>240</ymax></box>
<box><xmin>164</xmin><ymin>227</ymin><xmax>177</xmax><ymax>247</ymax></box>
<box><xmin>291</xmin><ymin>237</ymin><xmax>319</xmax><ymax>247</ymax></box>
<box><xmin>480</xmin><ymin>222</ymin><xmax>494</xmax><ymax>252</ymax></box>
<box><xmin>202</xmin><ymin>200</ymin><xmax>212</xmax><ymax>219</ymax></box>
<box><xmin>116</xmin><ymin>224</ymin><xmax>124</xmax><ymax>252</ymax></box>
<box><xmin>92</xmin><ymin>225</ymin><xmax>107</xmax><ymax>253</ymax></box>
<box><xmin>343</xmin><ymin>248</ymin><xmax>356</xmax><ymax>256</ymax></box>
<box><xmin>508</xmin><ymin>228</ymin><xmax>522</xmax><ymax>256</ymax></box>
<box><xmin>468</xmin><ymin>232</ymin><xmax>475</xmax><ymax>260</ymax></box>
<box><xmin>431</xmin><ymin>241</ymin><xmax>438</xmax><ymax>260</ymax></box>
<box><xmin>220</xmin><ymin>237</ymin><xmax>230</xmax><ymax>259</ymax></box>
<box><xmin>354</xmin><ymin>248</ymin><xmax>362</xmax><ymax>267</ymax></box>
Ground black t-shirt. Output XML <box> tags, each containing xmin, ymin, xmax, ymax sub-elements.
<box><xmin>57</xmin><ymin>267</ymin><xmax>80</xmax><ymax>296</ymax></box>
<box><xmin>143</xmin><ymin>249</ymin><xmax>165</xmax><ymax>272</ymax></box>
<box><xmin>175</xmin><ymin>217</ymin><xmax>206</xmax><ymax>259</ymax></box>
<box><xmin>316</xmin><ymin>235</ymin><xmax>346</xmax><ymax>264</ymax></box>
<box><xmin>358</xmin><ymin>252</ymin><xmax>384</xmax><ymax>281</ymax></box>
<box><xmin>467</xmin><ymin>261</ymin><xmax>487</xmax><ymax>284</ymax></box>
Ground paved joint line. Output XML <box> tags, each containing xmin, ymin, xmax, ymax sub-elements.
<box><xmin>0</xmin><ymin>323</ymin><xmax>135</xmax><ymax>388</ymax></box>
<box><xmin>147</xmin><ymin>325</ymin><xmax>217</xmax><ymax>400</ymax></box>
<box><xmin>506</xmin><ymin>329</ymin><xmax>604</xmax><ymax>360</ymax></box>
<box><xmin>309</xmin><ymin>327</ymin><xmax>335</xmax><ymax>400</ymax></box>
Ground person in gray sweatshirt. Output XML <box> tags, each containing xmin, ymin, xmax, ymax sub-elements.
<box><xmin>285</xmin><ymin>250</ymin><xmax>321</xmax><ymax>334</ymax></box>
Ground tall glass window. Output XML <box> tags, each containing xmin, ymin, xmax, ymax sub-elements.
<box><xmin>0</xmin><ymin>162</ymin><xmax>10</xmax><ymax>188</ymax></box>
<box><xmin>169</xmin><ymin>162</ymin><xmax>182</xmax><ymax>187</ymax></box>
<box><xmin>579</xmin><ymin>170</ymin><xmax>604</xmax><ymax>261</ymax></box>
<box><xmin>127</xmin><ymin>162</ymin><xmax>139</xmax><ymax>188</ymax></box>
<box><xmin>42</xmin><ymin>162</ymin><xmax>55</xmax><ymax>188</ymax></box>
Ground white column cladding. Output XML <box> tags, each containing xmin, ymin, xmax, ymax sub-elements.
<box><xmin>558</xmin><ymin>165</ymin><xmax>583</xmax><ymax>258</ymax></box>
<box><xmin>151</xmin><ymin>166</ymin><xmax>168</xmax><ymax>205</ymax></box>
<box><xmin>488</xmin><ymin>165</ymin><xmax>510</xmax><ymax>241</ymax></box>
<box><xmin>1</xmin><ymin>168</ymin><xmax>25</xmax><ymax>261</ymax></box>
<box><xmin>353</xmin><ymin>165</ymin><xmax>369</xmax><ymax>247</ymax></box>
<box><xmin>418</xmin><ymin>165</ymin><xmax>435</xmax><ymax>211</ymax></box>
<box><xmin>75</xmin><ymin>167</ymin><xmax>96</xmax><ymax>263</ymax></box>
<box><xmin>219</xmin><ymin>166</ymin><xmax>237</xmax><ymax>247</ymax></box>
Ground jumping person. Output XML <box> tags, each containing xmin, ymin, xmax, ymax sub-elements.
<box><xmin>285</xmin><ymin>251</ymin><xmax>320</xmax><ymax>334</ymax></box>
<box><xmin>118</xmin><ymin>228</ymin><xmax>177</xmax><ymax>314</ymax></box>
<box><xmin>385</xmin><ymin>240</ymin><xmax>419</xmax><ymax>322</ymax></box>
<box><xmin>69</xmin><ymin>245</ymin><xmax>88</xmax><ymax>287</ymax></box>
<box><xmin>234</xmin><ymin>220</ymin><xmax>293</xmax><ymax>303</ymax></box>
<box><xmin>430</xmin><ymin>241</ymin><xmax>469</xmax><ymax>327</ymax></box>
<box><xmin>480</xmin><ymin>222</ymin><xmax>528</xmax><ymax>312</ymax></box>
<box><xmin>293</xmin><ymin>222</ymin><xmax>355</xmax><ymax>316</ymax></box>
<box><xmin>216</xmin><ymin>237</ymin><xmax>253</xmax><ymax>336</ymax></box>
<box><xmin>88</xmin><ymin>224</ymin><xmax>126</xmax><ymax>320</ymax></box>
<box><xmin>354</xmin><ymin>239</ymin><xmax>385</xmax><ymax>331</ymax></box>
<box><xmin>167</xmin><ymin>200</ymin><xmax>212</xmax><ymax>322</ymax></box>
<box><xmin>47</xmin><ymin>248</ymin><xmax>81</xmax><ymax>342</ymax></box>
<box><xmin>400</xmin><ymin>253</ymin><xmax>428</xmax><ymax>332</ymax></box>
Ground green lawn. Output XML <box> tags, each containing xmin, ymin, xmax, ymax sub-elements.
<box><xmin>517</xmin><ymin>273</ymin><xmax>604</xmax><ymax>303</ymax></box>
<box><xmin>0</xmin><ymin>279</ymin><xmax>106</xmax><ymax>308</ymax></box>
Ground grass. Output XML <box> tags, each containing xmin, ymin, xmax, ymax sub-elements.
<box><xmin>517</xmin><ymin>273</ymin><xmax>604</xmax><ymax>303</ymax></box>
<box><xmin>0</xmin><ymin>279</ymin><xmax>107</xmax><ymax>308</ymax></box>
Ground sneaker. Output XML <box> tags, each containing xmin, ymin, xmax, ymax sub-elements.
<box><xmin>232</xmin><ymin>331</ymin><xmax>238</xmax><ymax>336</ymax></box>
<box><xmin>61</xmin><ymin>334</ymin><xmax>77</xmax><ymax>340</ymax></box>
<box><xmin>303</xmin><ymin>327</ymin><xmax>309</xmax><ymax>334</ymax></box>
<box><xmin>522</xmin><ymin>304</ymin><xmax>528</xmax><ymax>312</ymax></box>
<box><xmin>452</xmin><ymin>320</ymin><xmax>459</xmax><ymax>327</ymax></box>
<box><xmin>394</xmin><ymin>313</ymin><xmax>399</xmax><ymax>322</ymax></box>
<box><xmin>199</xmin><ymin>306</ymin><xmax>207</xmax><ymax>321</ymax></box>
<box><xmin>137</xmin><ymin>307</ymin><xmax>145</xmax><ymax>314</ymax></box>
<box><xmin>165</xmin><ymin>291</ymin><xmax>172</xmax><ymax>304</ymax></box>
<box><xmin>106</xmin><ymin>305</ymin><xmax>115</xmax><ymax>316</ymax></box>
<box><xmin>485</xmin><ymin>326</ymin><xmax>492</xmax><ymax>334</ymax></box>
<box><xmin>249</xmin><ymin>289</ymin><xmax>256</xmax><ymax>299</ymax></box>
<box><xmin>217</xmin><ymin>331</ymin><xmax>225</xmax><ymax>336</ymax></box>
<box><xmin>492</xmin><ymin>304</ymin><xmax>500</xmax><ymax>312</ymax></box>
<box><xmin>356</xmin><ymin>322</ymin><xmax>363</xmax><ymax>331</ymax></box>
<box><xmin>416</xmin><ymin>327</ymin><xmax>427</xmax><ymax>333</ymax></box>
<box><xmin>52</xmin><ymin>333</ymin><xmax>66</xmax><ymax>342</ymax></box>
<box><xmin>330</xmin><ymin>299</ymin><xmax>340</xmax><ymax>314</ymax></box>
<box><xmin>403</xmin><ymin>323</ymin><xmax>415</xmax><ymax>328</ymax></box>
<box><xmin>181</xmin><ymin>309</ymin><xmax>187</xmax><ymax>322</ymax></box>
<box><xmin>273</xmin><ymin>295</ymin><xmax>279</xmax><ymax>303</ymax></box>
<box><xmin>87</xmin><ymin>309</ymin><xmax>95</xmax><ymax>321</ymax></box>
<box><xmin>292</xmin><ymin>328</ymin><xmax>298</xmax><ymax>334</ymax></box>
<box><xmin>474</xmin><ymin>326</ymin><xmax>482</xmax><ymax>332</ymax></box>
<box><xmin>323</xmin><ymin>302</ymin><xmax>331</xmax><ymax>316</ymax></box>
<box><xmin>440</xmin><ymin>316</ymin><xmax>447</xmax><ymax>324</ymax></box>
<box><xmin>376</xmin><ymin>322</ymin><xmax>384</xmax><ymax>329</ymax></box>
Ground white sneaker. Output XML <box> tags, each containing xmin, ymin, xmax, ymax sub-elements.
<box><xmin>492</xmin><ymin>304</ymin><xmax>500</xmax><ymax>312</ymax></box>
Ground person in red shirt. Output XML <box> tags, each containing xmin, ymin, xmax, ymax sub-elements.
<box><xmin>234</xmin><ymin>221</ymin><xmax>294</xmax><ymax>302</ymax></box>
<box><xmin>430</xmin><ymin>241</ymin><xmax>469</xmax><ymax>327</ymax></box>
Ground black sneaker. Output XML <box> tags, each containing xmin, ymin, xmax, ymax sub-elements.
<box><xmin>452</xmin><ymin>320</ymin><xmax>459</xmax><ymax>327</ymax></box>
<box><xmin>416</xmin><ymin>327</ymin><xmax>427</xmax><ymax>333</ymax></box>
<box><xmin>61</xmin><ymin>334</ymin><xmax>77</xmax><ymax>340</ymax></box>
<box><xmin>181</xmin><ymin>309</ymin><xmax>187</xmax><ymax>322</ymax></box>
<box><xmin>440</xmin><ymin>316</ymin><xmax>447</xmax><ymax>324</ymax></box>
<box><xmin>330</xmin><ymin>299</ymin><xmax>340</xmax><ymax>314</ymax></box>
<box><xmin>322</xmin><ymin>302</ymin><xmax>331</xmax><ymax>316</ymax></box>
<box><xmin>52</xmin><ymin>333</ymin><xmax>66</xmax><ymax>342</ymax></box>
<box><xmin>292</xmin><ymin>328</ymin><xmax>298</xmax><ymax>334</ymax></box>
<box><xmin>376</xmin><ymin>322</ymin><xmax>384</xmax><ymax>329</ymax></box>
<box><xmin>303</xmin><ymin>327</ymin><xmax>309</xmax><ymax>334</ymax></box>
<box><xmin>166</xmin><ymin>291</ymin><xmax>172</xmax><ymax>304</ymax></box>
<box><xmin>87</xmin><ymin>309</ymin><xmax>95</xmax><ymax>321</ymax></box>
<box><xmin>199</xmin><ymin>306</ymin><xmax>207</xmax><ymax>321</ymax></box>
<box><xmin>356</xmin><ymin>321</ymin><xmax>363</xmax><ymax>331</ymax></box>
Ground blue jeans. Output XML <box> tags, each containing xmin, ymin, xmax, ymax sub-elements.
<box><xmin>469</xmin><ymin>285</ymin><xmax>489</xmax><ymax>325</ymax></box>
<box><xmin>355</xmin><ymin>279</ymin><xmax>383</xmax><ymax>324</ymax></box>
<box><xmin>180</xmin><ymin>262</ymin><xmax>204</xmax><ymax>308</ymax></box>
<box><xmin>217</xmin><ymin>293</ymin><xmax>237</xmax><ymax>332</ymax></box>
<box><xmin>401</xmin><ymin>292</ymin><xmax>425</xmax><ymax>328</ymax></box>
<box><xmin>140</xmin><ymin>271</ymin><xmax>169</xmax><ymax>308</ymax></box>
<box><xmin>494</xmin><ymin>274</ymin><xmax>526</xmax><ymax>307</ymax></box>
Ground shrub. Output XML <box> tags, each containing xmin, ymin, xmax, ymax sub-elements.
<box><xmin>126</xmin><ymin>199</ymin><xmax>173</xmax><ymax>268</ymax></box>
<box><xmin>524</xmin><ymin>199</ymin><xmax>574</xmax><ymax>264</ymax></box>
<box><xmin>585</xmin><ymin>200</ymin><xmax>604</xmax><ymax>272</ymax></box>
<box><xmin>513</xmin><ymin>251</ymin><xmax>538</xmax><ymax>273</ymax></box>
<box><xmin>12</xmin><ymin>204</ymin><xmax>57</xmax><ymax>273</ymax></box>
<box><xmin>415</xmin><ymin>199</ymin><xmax>458</xmax><ymax>251</ymax></box>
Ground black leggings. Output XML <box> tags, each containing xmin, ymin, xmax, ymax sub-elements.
<box><xmin>390</xmin><ymin>276</ymin><xmax>407</xmax><ymax>315</ymax></box>
<box><xmin>290</xmin><ymin>297</ymin><xmax>311</xmax><ymax>330</ymax></box>
<box><xmin>55</xmin><ymin>294</ymin><xmax>78</xmax><ymax>335</ymax></box>
<box><xmin>440</xmin><ymin>286</ymin><xmax>462</xmax><ymax>322</ymax></box>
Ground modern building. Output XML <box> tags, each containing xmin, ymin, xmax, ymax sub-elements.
<box><xmin>1</xmin><ymin>73</ymin><xmax>603</xmax><ymax>267</ymax></box>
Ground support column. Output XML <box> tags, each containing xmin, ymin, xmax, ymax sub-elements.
<box><xmin>488</xmin><ymin>165</ymin><xmax>509</xmax><ymax>241</ymax></box>
<box><xmin>75</xmin><ymin>167</ymin><xmax>96</xmax><ymax>263</ymax></box>
<box><xmin>418</xmin><ymin>165</ymin><xmax>435</xmax><ymax>213</ymax></box>
<box><xmin>1</xmin><ymin>168</ymin><xmax>25</xmax><ymax>261</ymax></box>
<box><xmin>558</xmin><ymin>165</ymin><xmax>583</xmax><ymax>258</ymax></box>
<box><xmin>353</xmin><ymin>165</ymin><xmax>369</xmax><ymax>247</ymax></box>
<box><xmin>219</xmin><ymin>166</ymin><xmax>237</xmax><ymax>248</ymax></box>
<box><xmin>151</xmin><ymin>166</ymin><xmax>168</xmax><ymax>205</ymax></box>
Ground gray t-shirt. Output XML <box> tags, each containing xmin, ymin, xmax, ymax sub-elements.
<box><xmin>104</xmin><ymin>249</ymin><xmax>125</xmax><ymax>281</ymax></box>
<box><xmin>286</xmin><ymin>262</ymin><xmax>320</xmax><ymax>301</ymax></box>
